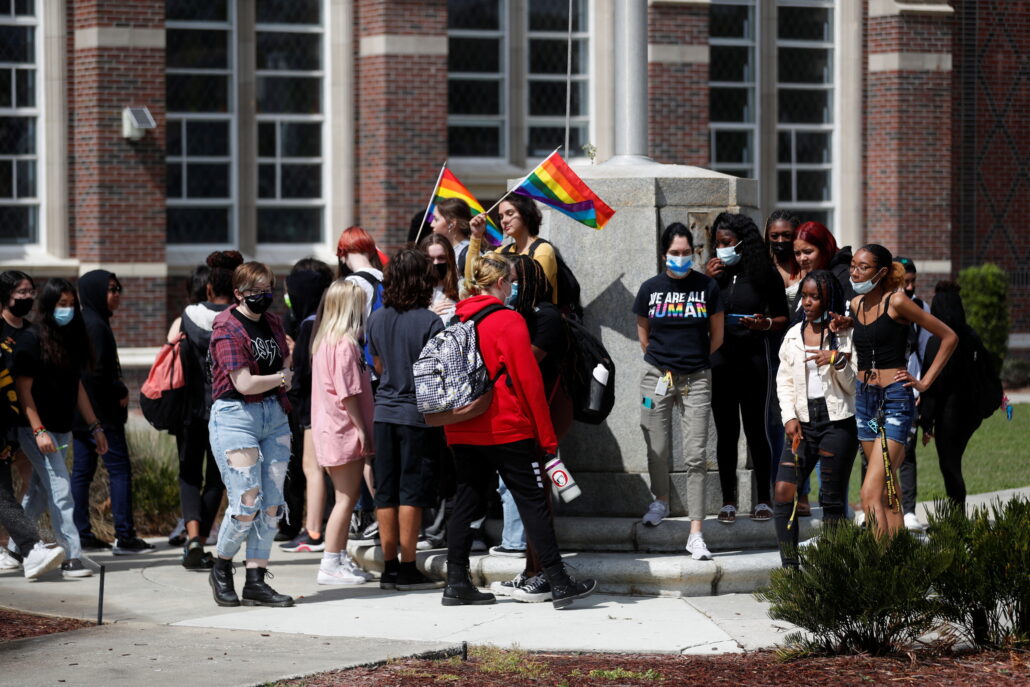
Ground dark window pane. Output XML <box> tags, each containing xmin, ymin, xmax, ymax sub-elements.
<box><xmin>448</xmin><ymin>37</ymin><xmax>500</xmax><ymax>73</ymax></box>
<box><xmin>15</xmin><ymin>68</ymin><xmax>33</xmax><ymax>107</ymax></box>
<box><xmin>0</xmin><ymin>161</ymin><xmax>11</xmax><ymax>197</ymax></box>
<box><xmin>281</xmin><ymin>164</ymin><xmax>320</xmax><ymax>198</ymax></box>
<box><xmin>778</xmin><ymin>131</ymin><xmax>791</xmax><ymax>163</ymax></box>
<box><xmin>15</xmin><ymin>159</ymin><xmax>33</xmax><ymax>198</ymax></box>
<box><xmin>778</xmin><ymin>170</ymin><xmax>792</xmax><ymax>202</ymax></box>
<box><xmin>257</xmin><ymin>207</ymin><xmax>322</xmax><ymax>243</ymax></box>
<box><xmin>448</xmin><ymin>125</ymin><xmax>500</xmax><ymax>157</ymax></box>
<box><xmin>710</xmin><ymin>4</ymin><xmax>751</xmax><ymax>39</ymax></box>
<box><xmin>166</xmin><ymin>163</ymin><xmax>183</xmax><ymax>197</ymax></box>
<box><xmin>281</xmin><ymin>122</ymin><xmax>321</xmax><ymax>157</ymax></box>
<box><xmin>0</xmin><ymin>117</ymin><xmax>35</xmax><ymax>154</ymax></box>
<box><xmin>0</xmin><ymin>71</ymin><xmax>10</xmax><ymax>108</ymax></box>
<box><xmin>256</xmin><ymin>0</ymin><xmax>320</xmax><ymax>25</ymax></box>
<box><xmin>779</xmin><ymin>47</ymin><xmax>831</xmax><ymax>84</ymax></box>
<box><xmin>167</xmin><ymin>121</ymin><xmax>183</xmax><ymax>156</ymax></box>
<box><xmin>256</xmin><ymin>76</ymin><xmax>321</xmax><ymax>114</ymax></box>
<box><xmin>794</xmin><ymin>209</ymin><xmax>830</xmax><ymax>226</ymax></box>
<box><xmin>14</xmin><ymin>0</ymin><xmax>33</xmax><ymax>16</ymax></box>
<box><xmin>167</xmin><ymin>206</ymin><xmax>230</xmax><ymax>244</ymax></box>
<box><xmin>710</xmin><ymin>88</ymin><xmax>752</xmax><ymax>123</ymax></box>
<box><xmin>448</xmin><ymin>79</ymin><xmax>500</xmax><ymax>116</ymax></box>
<box><xmin>258</xmin><ymin>122</ymin><xmax>276</xmax><ymax>157</ymax></box>
<box><xmin>796</xmin><ymin>170</ymin><xmax>830</xmax><ymax>202</ymax></box>
<box><xmin>714</xmin><ymin>130</ymin><xmax>752</xmax><ymax>164</ymax></box>
<box><xmin>527</xmin><ymin>125</ymin><xmax>586</xmax><ymax>158</ymax></box>
<box><xmin>779</xmin><ymin>7</ymin><xmax>832</xmax><ymax>42</ymax></box>
<box><xmin>779</xmin><ymin>89</ymin><xmax>831</xmax><ymax>124</ymax></box>
<box><xmin>0</xmin><ymin>26</ymin><xmax>32</xmax><ymax>63</ymax></box>
<box><xmin>166</xmin><ymin>29</ymin><xmax>229</xmax><ymax>70</ymax></box>
<box><xmin>710</xmin><ymin>46</ymin><xmax>752</xmax><ymax>82</ymax></box>
<box><xmin>258</xmin><ymin>163</ymin><xmax>276</xmax><ymax>198</ymax></box>
<box><xmin>167</xmin><ymin>74</ymin><xmax>229</xmax><ymax>113</ymax></box>
<box><xmin>165</xmin><ymin>0</ymin><xmax>228</xmax><ymax>22</ymax></box>
<box><xmin>795</xmin><ymin>131</ymin><xmax>832</xmax><ymax>163</ymax></box>
<box><xmin>0</xmin><ymin>205</ymin><xmax>36</xmax><ymax>244</ymax></box>
<box><xmin>186</xmin><ymin>163</ymin><xmax>229</xmax><ymax>198</ymax></box>
<box><xmin>529</xmin><ymin>80</ymin><xmax>585</xmax><ymax>116</ymax></box>
<box><xmin>529</xmin><ymin>39</ymin><xmax>586</xmax><ymax>75</ymax></box>
<box><xmin>529</xmin><ymin>0</ymin><xmax>586</xmax><ymax>31</ymax></box>
<box><xmin>256</xmin><ymin>32</ymin><xmax>321</xmax><ymax>71</ymax></box>
<box><xmin>186</xmin><ymin>120</ymin><xmax>229</xmax><ymax>156</ymax></box>
<box><xmin>448</xmin><ymin>0</ymin><xmax>500</xmax><ymax>30</ymax></box>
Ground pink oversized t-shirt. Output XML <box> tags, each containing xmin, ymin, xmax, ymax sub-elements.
<box><xmin>310</xmin><ymin>337</ymin><xmax>374</xmax><ymax>466</ymax></box>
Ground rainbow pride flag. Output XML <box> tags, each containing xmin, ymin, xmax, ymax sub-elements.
<box><xmin>513</xmin><ymin>151</ymin><xmax>615</xmax><ymax>230</ymax></box>
<box><xmin>428</xmin><ymin>168</ymin><xmax>503</xmax><ymax>247</ymax></box>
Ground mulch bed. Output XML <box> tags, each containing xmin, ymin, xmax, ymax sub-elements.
<box><xmin>282</xmin><ymin>647</ymin><xmax>1030</xmax><ymax>687</ymax></box>
<box><xmin>0</xmin><ymin>608</ymin><xmax>93</xmax><ymax>642</ymax></box>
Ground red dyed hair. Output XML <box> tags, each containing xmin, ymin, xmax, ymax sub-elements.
<box><xmin>336</xmin><ymin>226</ymin><xmax>377</xmax><ymax>259</ymax></box>
<box><xmin>794</xmin><ymin>221</ymin><xmax>838</xmax><ymax>270</ymax></box>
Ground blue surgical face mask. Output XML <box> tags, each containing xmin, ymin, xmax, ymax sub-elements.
<box><xmin>811</xmin><ymin>310</ymin><xmax>830</xmax><ymax>323</ymax></box>
<box><xmin>666</xmin><ymin>255</ymin><xmax>693</xmax><ymax>276</ymax></box>
<box><xmin>716</xmin><ymin>243</ymin><xmax>742</xmax><ymax>266</ymax></box>
<box><xmin>505</xmin><ymin>281</ymin><xmax>519</xmax><ymax>306</ymax></box>
<box><xmin>53</xmin><ymin>307</ymin><xmax>74</xmax><ymax>327</ymax></box>
<box><xmin>850</xmin><ymin>271</ymin><xmax>882</xmax><ymax>295</ymax></box>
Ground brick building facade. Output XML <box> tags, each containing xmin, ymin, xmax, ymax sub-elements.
<box><xmin>0</xmin><ymin>0</ymin><xmax>1026</xmax><ymax>366</ymax></box>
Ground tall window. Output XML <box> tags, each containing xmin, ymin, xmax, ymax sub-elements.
<box><xmin>0</xmin><ymin>0</ymin><xmax>39</xmax><ymax>245</ymax></box>
<box><xmin>709</xmin><ymin>0</ymin><xmax>757</xmax><ymax>180</ymax></box>
<box><xmin>166</xmin><ymin>0</ymin><xmax>235</xmax><ymax>245</ymax></box>
<box><xmin>446</xmin><ymin>0</ymin><xmax>589</xmax><ymax>161</ymax></box>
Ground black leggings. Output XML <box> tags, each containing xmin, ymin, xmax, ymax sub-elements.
<box><xmin>773</xmin><ymin>398</ymin><xmax>857</xmax><ymax>567</ymax></box>
<box><xmin>0</xmin><ymin>460</ymin><xmax>39</xmax><ymax>555</ymax></box>
<box><xmin>447</xmin><ymin>439</ymin><xmax>561</xmax><ymax>570</ymax></box>
<box><xmin>929</xmin><ymin>396</ymin><xmax>981</xmax><ymax>506</ymax></box>
<box><xmin>176</xmin><ymin>420</ymin><xmax>224</xmax><ymax>538</ymax></box>
<box><xmin>712</xmin><ymin>339</ymin><xmax>775</xmax><ymax>505</ymax></box>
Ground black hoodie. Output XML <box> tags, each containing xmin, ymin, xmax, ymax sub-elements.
<box><xmin>286</xmin><ymin>270</ymin><xmax>331</xmax><ymax>426</ymax></box>
<box><xmin>75</xmin><ymin>270</ymin><xmax>128</xmax><ymax>429</ymax></box>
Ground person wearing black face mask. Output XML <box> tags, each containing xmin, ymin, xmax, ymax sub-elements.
<box><xmin>0</xmin><ymin>271</ymin><xmax>38</xmax><ymax>503</ymax></box>
<box><xmin>419</xmin><ymin>233</ymin><xmax>459</xmax><ymax>323</ymax></box>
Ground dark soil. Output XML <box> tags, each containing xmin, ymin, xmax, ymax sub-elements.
<box><xmin>0</xmin><ymin>608</ymin><xmax>92</xmax><ymax>642</ymax></box>
<box><xmin>278</xmin><ymin>646</ymin><xmax>1030</xmax><ymax>687</ymax></box>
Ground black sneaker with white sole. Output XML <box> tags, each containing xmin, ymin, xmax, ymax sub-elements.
<box><xmin>511</xmin><ymin>574</ymin><xmax>552</xmax><ymax>603</ymax></box>
<box><xmin>182</xmin><ymin>537</ymin><xmax>214</xmax><ymax>570</ymax></box>
<box><xmin>61</xmin><ymin>558</ymin><xmax>93</xmax><ymax>578</ymax></box>
<box><xmin>112</xmin><ymin>537</ymin><xmax>156</xmax><ymax>555</ymax></box>
<box><xmin>79</xmin><ymin>534</ymin><xmax>112</xmax><ymax>551</ymax></box>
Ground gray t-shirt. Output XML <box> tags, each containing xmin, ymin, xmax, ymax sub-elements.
<box><xmin>366</xmin><ymin>306</ymin><xmax>444</xmax><ymax>426</ymax></box>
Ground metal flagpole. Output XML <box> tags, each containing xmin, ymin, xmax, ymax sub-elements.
<box><xmin>564</xmin><ymin>0</ymin><xmax>573</xmax><ymax>161</ymax></box>
<box><xmin>415</xmin><ymin>161</ymin><xmax>447</xmax><ymax>244</ymax></box>
<box><xmin>482</xmin><ymin>145</ymin><xmax>563</xmax><ymax>216</ymax></box>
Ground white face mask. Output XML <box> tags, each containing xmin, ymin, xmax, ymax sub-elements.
<box><xmin>850</xmin><ymin>268</ymin><xmax>884</xmax><ymax>295</ymax></box>
<box><xmin>716</xmin><ymin>243</ymin><xmax>741</xmax><ymax>266</ymax></box>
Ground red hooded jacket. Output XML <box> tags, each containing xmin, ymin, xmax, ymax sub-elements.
<box><xmin>443</xmin><ymin>295</ymin><xmax>558</xmax><ymax>454</ymax></box>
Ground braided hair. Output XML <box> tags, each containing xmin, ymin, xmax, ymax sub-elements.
<box><xmin>509</xmin><ymin>254</ymin><xmax>548</xmax><ymax>315</ymax></box>
<box><xmin>799</xmin><ymin>269</ymin><xmax>845</xmax><ymax>351</ymax></box>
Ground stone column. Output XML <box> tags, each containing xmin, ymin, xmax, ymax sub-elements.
<box><xmin>607</xmin><ymin>0</ymin><xmax>653</xmax><ymax>165</ymax></box>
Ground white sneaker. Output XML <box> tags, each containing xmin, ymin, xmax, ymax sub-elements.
<box><xmin>641</xmin><ymin>500</ymin><xmax>669</xmax><ymax>527</ymax></box>
<box><xmin>685</xmin><ymin>534</ymin><xmax>713</xmax><ymax>561</ymax></box>
<box><xmin>489</xmin><ymin>572</ymin><xmax>527</xmax><ymax>596</ymax></box>
<box><xmin>317</xmin><ymin>561</ymin><xmax>366</xmax><ymax>585</ymax></box>
<box><xmin>903</xmin><ymin>512</ymin><xmax>924</xmax><ymax>532</ymax></box>
<box><xmin>24</xmin><ymin>542</ymin><xmax>65</xmax><ymax>580</ymax></box>
<box><xmin>799</xmin><ymin>537</ymin><xmax>819</xmax><ymax>549</ymax></box>
<box><xmin>341</xmin><ymin>553</ymin><xmax>374</xmax><ymax>580</ymax></box>
<box><xmin>0</xmin><ymin>548</ymin><xmax>21</xmax><ymax>571</ymax></box>
<box><xmin>854</xmin><ymin>510</ymin><xmax>866</xmax><ymax>527</ymax></box>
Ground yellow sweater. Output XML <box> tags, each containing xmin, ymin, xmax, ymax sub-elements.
<box><xmin>464</xmin><ymin>235</ymin><xmax>559</xmax><ymax>304</ymax></box>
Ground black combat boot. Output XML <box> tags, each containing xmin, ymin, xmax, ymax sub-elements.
<box><xmin>441</xmin><ymin>563</ymin><xmax>496</xmax><ymax>606</ymax></box>
<box><xmin>241</xmin><ymin>567</ymin><xmax>294</xmax><ymax>607</ymax></box>
<box><xmin>542</xmin><ymin>562</ymin><xmax>597</xmax><ymax>610</ymax></box>
<box><xmin>209</xmin><ymin>558</ymin><xmax>239</xmax><ymax>607</ymax></box>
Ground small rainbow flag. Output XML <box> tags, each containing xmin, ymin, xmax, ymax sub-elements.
<box><xmin>513</xmin><ymin>151</ymin><xmax>615</xmax><ymax>230</ymax></box>
<box><xmin>427</xmin><ymin>168</ymin><xmax>503</xmax><ymax>247</ymax></box>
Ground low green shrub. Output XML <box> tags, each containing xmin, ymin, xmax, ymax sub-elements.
<box><xmin>1000</xmin><ymin>357</ymin><xmax>1030</xmax><ymax>389</ymax></box>
<box><xmin>957</xmin><ymin>263</ymin><xmax>1010</xmax><ymax>365</ymax></box>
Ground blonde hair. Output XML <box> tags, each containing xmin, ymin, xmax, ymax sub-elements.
<box><xmin>311</xmin><ymin>279</ymin><xmax>366</xmax><ymax>356</ymax></box>
<box><xmin>464</xmin><ymin>253</ymin><xmax>511</xmax><ymax>296</ymax></box>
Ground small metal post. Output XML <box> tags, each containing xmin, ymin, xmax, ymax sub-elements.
<box><xmin>97</xmin><ymin>564</ymin><xmax>105</xmax><ymax>625</ymax></box>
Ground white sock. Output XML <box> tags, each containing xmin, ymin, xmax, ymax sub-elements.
<box><xmin>322</xmin><ymin>551</ymin><xmax>339</xmax><ymax>566</ymax></box>
<box><xmin>687</xmin><ymin>533</ymin><xmax>703</xmax><ymax>544</ymax></box>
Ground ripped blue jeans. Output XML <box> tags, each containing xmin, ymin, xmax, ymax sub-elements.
<box><xmin>209</xmin><ymin>398</ymin><xmax>292</xmax><ymax>561</ymax></box>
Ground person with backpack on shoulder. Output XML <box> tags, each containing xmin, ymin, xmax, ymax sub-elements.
<box><xmin>365</xmin><ymin>249</ymin><xmax>446</xmax><ymax>591</ymax></box>
<box><xmin>338</xmin><ymin>226</ymin><xmax>385</xmax><ymax>326</ymax></box>
<box><xmin>72</xmin><ymin>270</ymin><xmax>154</xmax><ymax>556</ymax></box>
<box><xmin>635</xmin><ymin>223</ymin><xmax>722</xmax><ymax>560</ymax></box>
<box><xmin>917</xmin><ymin>282</ymin><xmax>999</xmax><ymax>507</ymax></box>
<box><xmin>441</xmin><ymin>253</ymin><xmax>596</xmax><ymax>610</ymax></box>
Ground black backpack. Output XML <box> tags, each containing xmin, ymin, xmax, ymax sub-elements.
<box><xmin>560</xmin><ymin>315</ymin><xmax>615</xmax><ymax>425</ymax></box>
<box><xmin>504</xmin><ymin>239</ymin><xmax>584</xmax><ymax>319</ymax></box>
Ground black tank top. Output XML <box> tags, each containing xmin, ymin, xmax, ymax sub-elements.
<box><xmin>853</xmin><ymin>293</ymin><xmax>909</xmax><ymax>371</ymax></box>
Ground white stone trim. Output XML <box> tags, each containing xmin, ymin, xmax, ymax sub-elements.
<box><xmin>78</xmin><ymin>262</ymin><xmax>168</xmax><ymax>277</ymax></box>
<box><xmin>120</xmin><ymin>347</ymin><xmax>162</xmax><ymax>368</ymax></box>
<box><xmin>358</xmin><ymin>34</ymin><xmax>447</xmax><ymax>58</ymax></box>
<box><xmin>915</xmin><ymin>260</ymin><xmax>951</xmax><ymax>273</ymax></box>
<box><xmin>73</xmin><ymin>26</ymin><xmax>165</xmax><ymax>50</ymax></box>
<box><xmin>838</xmin><ymin>0</ymin><xmax>863</xmax><ymax>252</ymax></box>
<box><xmin>647</xmin><ymin>43</ymin><xmax>709</xmax><ymax>64</ymax></box>
<box><xmin>1009</xmin><ymin>333</ymin><xmax>1030</xmax><ymax>350</ymax></box>
<box><xmin>868</xmin><ymin>52</ymin><xmax>952</xmax><ymax>72</ymax></box>
<box><xmin>0</xmin><ymin>256</ymin><xmax>79</xmax><ymax>278</ymax></box>
<box><xmin>868</xmin><ymin>0</ymin><xmax>954</xmax><ymax>18</ymax></box>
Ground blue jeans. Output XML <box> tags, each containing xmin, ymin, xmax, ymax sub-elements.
<box><xmin>209</xmin><ymin>398</ymin><xmax>291</xmax><ymax>561</ymax></box>
<box><xmin>855</xmin><ymin>381</ymin><xmax>915</xmax><ymax>444</ymax></box>
<box><xmin>497</xmin><ymin>477</ymin><xmax>527</xmax><ymax>551</ymax></box>
<box><xmin>15</xmin><ymin>427</ymin><xmax>80</xmax><ymax>560</ymax></box>
<box><xmin>72</xmin><ymin>425</ymin><xmax>135</xmax><ymax>540</ymax></box>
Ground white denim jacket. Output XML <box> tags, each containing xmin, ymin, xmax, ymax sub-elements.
<box><xmin>776</xmin><ymin>322</ymin><xmax>857</xmax><ymax>425</ymax></box>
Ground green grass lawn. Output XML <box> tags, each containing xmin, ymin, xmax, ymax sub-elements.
<box><xmin>807</xmin><ymin>404</ymin><xmax>1030</xmax><ymax>507</ymax></box>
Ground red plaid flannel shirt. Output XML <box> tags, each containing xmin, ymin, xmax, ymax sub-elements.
<box><xmin>209</xmin><ymin>305</ymin><xmax>292</xmax><ymax>414</ymax></box>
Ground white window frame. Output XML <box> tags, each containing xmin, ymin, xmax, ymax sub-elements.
<box><xmin>165</xmin><ymin>5</ymin><xmax>238</xmax><ymax>252</ymax></box>
<box><xmin>709</xmin><ymin>0</ymin><xmax>759</xmax><ymax>181</ymax></box>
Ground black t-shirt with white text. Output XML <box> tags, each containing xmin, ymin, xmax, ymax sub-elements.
<box><xmin>633</xmin><ymin>271</ymin><xmax>722</xmax><ymax>374</ymax></box>
<box><xmin>227</xmin><ymin>309</ymin><xmax>284</xmax><ymax>398</ymax></box>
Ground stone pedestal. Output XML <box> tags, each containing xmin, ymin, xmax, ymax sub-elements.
<box><xmin>535</xmin><ymin>162</ymin><xmax>761</xmax><ymax>517</ymax></box>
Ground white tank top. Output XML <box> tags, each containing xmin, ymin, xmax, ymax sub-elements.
<box><xmin>806</xmin><ymin>357</ymin><xmax>825</xmax><ymax>400</ymax></box>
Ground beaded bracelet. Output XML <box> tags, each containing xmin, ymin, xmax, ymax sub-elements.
<box><xmin>88</xmin><ymin>421</ymin><xmax>103</xmax><ymax>435</ymax></box>
<box><xmin>833</xmin><ymin>353</ymin><xmax>849</xmax><ymax>370</ymax></box>
<box><xmin>33</xmin><ymin>426</ymin><xmax>47</xmax><ymax>438</ymax></box>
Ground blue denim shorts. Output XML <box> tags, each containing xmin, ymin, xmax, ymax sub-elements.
<box><xmin>855</xmin><ymin>381</ymin><xmax>915</xmax><ymax>444</ymax></box>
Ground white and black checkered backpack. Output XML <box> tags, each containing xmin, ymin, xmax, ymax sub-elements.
<box><xmin>413</xmin><ymin>304</ymin><xmax>506</xmax><ymax>427</ymax></box>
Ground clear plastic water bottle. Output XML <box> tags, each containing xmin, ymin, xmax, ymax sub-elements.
<box><xmin>544</xmin><ymin>454</ymin><xmax>581</xmax><ymax>502</ymax></box>
<box><xmin>587</xmin><ymin>363</ymin><xmax>610</xmax><ymax>413</ymax></box>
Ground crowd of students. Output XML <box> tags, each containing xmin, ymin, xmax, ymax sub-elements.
<box><xmin>0</xmin><ymin>198</ymin><xmax>997</xmax><ymax>601</ymax></box>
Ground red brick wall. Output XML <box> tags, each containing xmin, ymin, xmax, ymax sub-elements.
<box><xmin>647</xmin><ymin>3</ymin><xmax>709</xmax><ymax>166</ymax></box>
<box><xmin>354</xmin><ymin>0</ymin><xmax>448</xmax><ymax>250</ymax></box>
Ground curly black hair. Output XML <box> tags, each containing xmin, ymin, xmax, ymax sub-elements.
<box><xmin>382</xmin><ymin>248</ymin><xmax>435</xmax><ymax>312</ymax></box>
<box><xmin>710</xmin><ymin>212</ymin><xmax>771</xmax><ymax>282</ymax></box>
<box><xmin>495</xmin><ymin>194</ymin><xmax>543</xmax><ymax>236</ymax></box>
<box><xmin>509</xmin><ymin>254</ymin><xmax>548</xmax><ymax>315</ymax></box>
